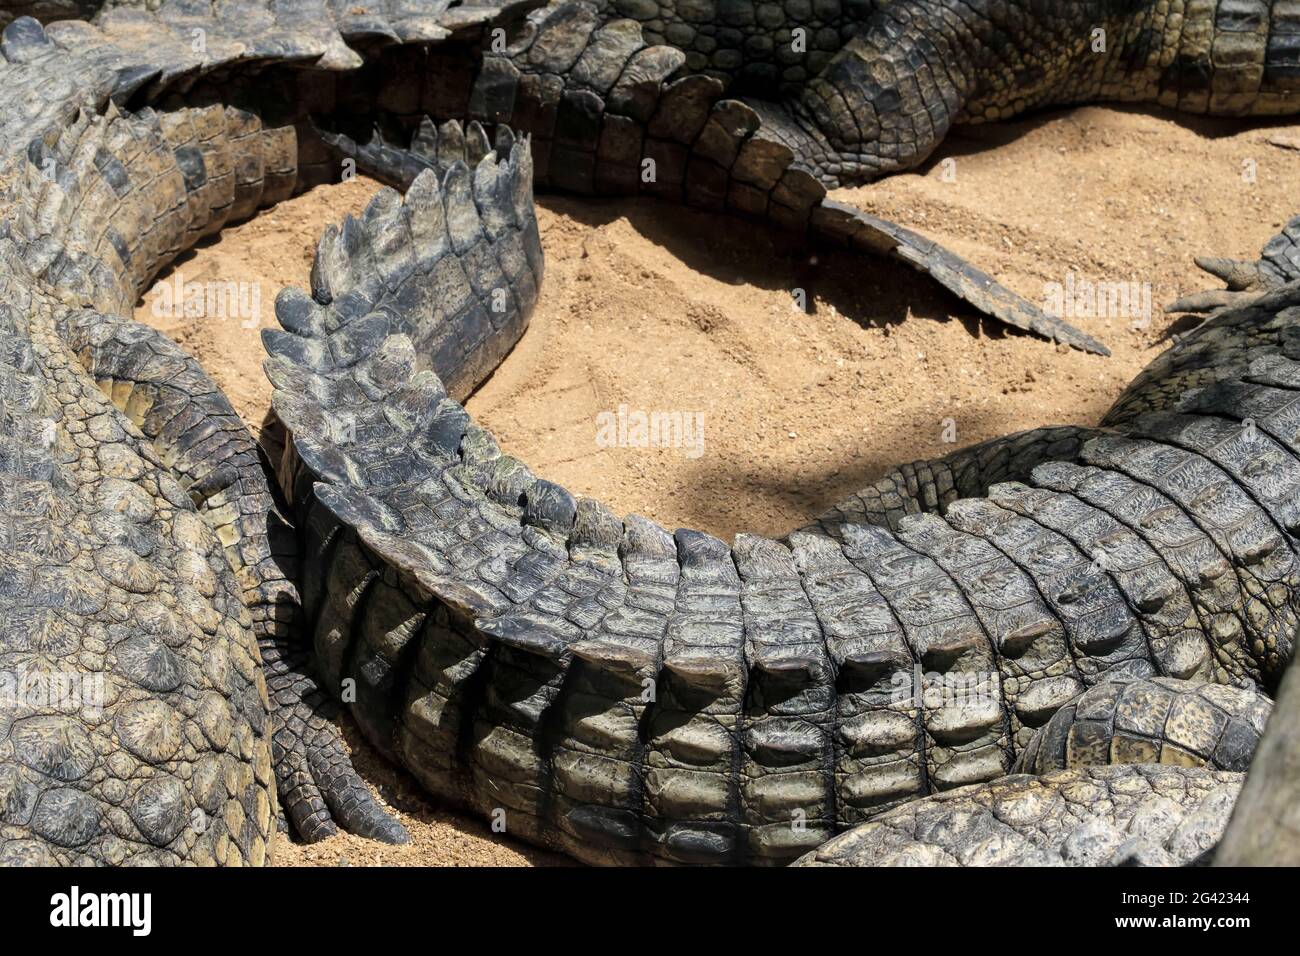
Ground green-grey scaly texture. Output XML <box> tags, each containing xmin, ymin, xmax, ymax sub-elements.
<box><xmin>1</xmin><ymin>0</ymin><xmax>1299</xmax><ymax>866</ymax></box>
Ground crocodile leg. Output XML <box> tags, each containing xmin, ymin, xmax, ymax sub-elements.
<box><xmin>1104</xmin><ymin>282</ymin><xmax>1300</xmax><ymax>426</ymax></box>
<box><xmin>792</xmin><ymin>675</ymin><xmax>1273</xmax><ymax>866</ymax></box>
<box><xmin>1013</xmin><ymin>677</ymin><xmax>1272</xmax><ymax>775</ymax></box>
<box><xmin>61</xmin><ymin>314</ymin><xmax>409</xmax><ymax>843</ymax></box>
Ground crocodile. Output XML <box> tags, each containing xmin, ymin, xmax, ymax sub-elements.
<box><xmin>1</xmin><ymin>0</ymin><xmax>1300</xmax><ymax>866</ymax></box>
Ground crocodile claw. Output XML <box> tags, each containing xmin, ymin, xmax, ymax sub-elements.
<box><xmin>1194</xmin><ymin>255</ymin><xmax>1271</xmax><ymax>291</ymax></box>
<box><xmin>1165</xmin><ymin>288</ymin><xmax>1263</xmax><ymax>314</ymax></box>
<box><xmin>1167</xmin><ymin>250</ymin><xmax>1293</xmax><ymax>314</ymax></box>
<box><xmin>262</xmin><ymin>639</ymin><xmax>410</xmax><ymax>846</ymax></box>
<box><xmin>1167</xmin><ymin>256</ymin><xmax>1276</xmax><ymax>314</ymax></box>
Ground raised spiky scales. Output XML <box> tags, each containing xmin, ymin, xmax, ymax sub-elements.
<box><xmin>3</xmin><ymin>0</ymin><xmax>1300</xmax><ymax>866</ymax></box>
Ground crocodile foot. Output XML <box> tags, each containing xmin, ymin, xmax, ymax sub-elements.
<box><xmin>261</xmin><ymin>638</ymin><xmax>411</xmax><ymax>845</ymax></box>
<box><xmin>1168</xmin><ymin>216</ymin><xmax>1300</xmax><ymax>314</ymax></box>
<box><xmin>1166</xmin><ymin>255</ymin><xmax>1282</xmax><ymax>314</ymax></box>
<box><xmin>63</xmin><ymin>303</ymin><xmax>409</xmax><ymax>847</ymax></box>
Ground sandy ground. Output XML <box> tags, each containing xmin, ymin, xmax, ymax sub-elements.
<box><xmin>135</xmin><ymin>104</ymin><xmax>1300</xmax><ymax>865</ymax></box>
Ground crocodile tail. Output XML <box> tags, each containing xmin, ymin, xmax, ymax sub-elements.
<box><xmin>268</xmin><ymin>128</ymin><xmax>1300</xmax><ymax>862</ymax></box>
<box><xmin>307</xmin><ymin>0</ymin><xmax>1107</xmax><ymax>353</ymax></box>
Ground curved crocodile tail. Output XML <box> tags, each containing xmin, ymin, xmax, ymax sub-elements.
<box><xmin>302</xmin><ymin>118</ymin><xmax>541</xmax><ymax>402</ymax></box>
<box><xmin>268</xmin><ymin>117</ymin><xmax>1300</xmax><ymax>861</ymax></box>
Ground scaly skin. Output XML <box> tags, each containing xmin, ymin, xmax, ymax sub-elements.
<box><xmin>1012</xmin><ymin>677</ymin><xmax>1272</xmax><ymax>775</ymax></box>
<box><xmin>1</xmin><ymin>0</ymin><xmax>1299</xmax><ymax>866</ymax></box>
<box><xmin>0</xmin><ymin>248</ymin><xmax>276</xmax><ymax>865</ymax></box>
<box><xmin>1217</xmin><ymin>650</ymin><xmax>1300</xmax><ymax>864</ymax></box>
<box><xmin>793</xmin><ymin>0</ymin><xmax>1300</xmax><ymax>183</ymax></box>
<box><xmin>400</xmin><ymin>0</ymin><xmax>1300</xmax><ymax>185</ymax></box>
<box><xmin>0</xmin><ymin>0</ymin><xmax>95</xmax><ymax>28</ymax></box>
<box><xmin>270</xmin><ymin>258</ymin><xmax>1300</xmax><ymax>862</ymax></box>
<box><xmin>311</xmin><ymin>1</ymin><xmax>1112</xmax><ymax>352</ymax></box>
<box><xmin>791</xmin><ymin>765</ymin><xmax>1244</xmax><ymax>866</ymax></box>
<box><xmin>0</xmin><ymin>0</ymin><xmax>538</xmax><ymax>863</ymax></box>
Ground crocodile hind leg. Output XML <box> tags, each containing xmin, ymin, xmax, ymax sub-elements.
<box><xmin>61</xmin><ymin>311</ymin><xmax>409</xmax><ymax>844</ymax></box>
<box><xmin>792</xmin><ymin>676</ymin><xmax>1272</xmax><ymax>866</ymax></box>
<box><xmin>791</xmin><ymin>764</ymin><xmax>1244</xmax><ymax>866</ymax></box>
<box><xmin>792</xmin><ymin>675</ymin><xmax>1273</xmax><ymax>866</ymax></box>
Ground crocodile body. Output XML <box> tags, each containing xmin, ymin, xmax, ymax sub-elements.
<box><xmin>0</xmin><ymin>0</ymin><xmax>1298</xmax><ymax>866</ymax></box>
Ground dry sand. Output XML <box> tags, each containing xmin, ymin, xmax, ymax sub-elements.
<box><xmin>135</xmin><ymin>104</ymin><xmax>1300</xmax><ymax>865</ymax></box>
